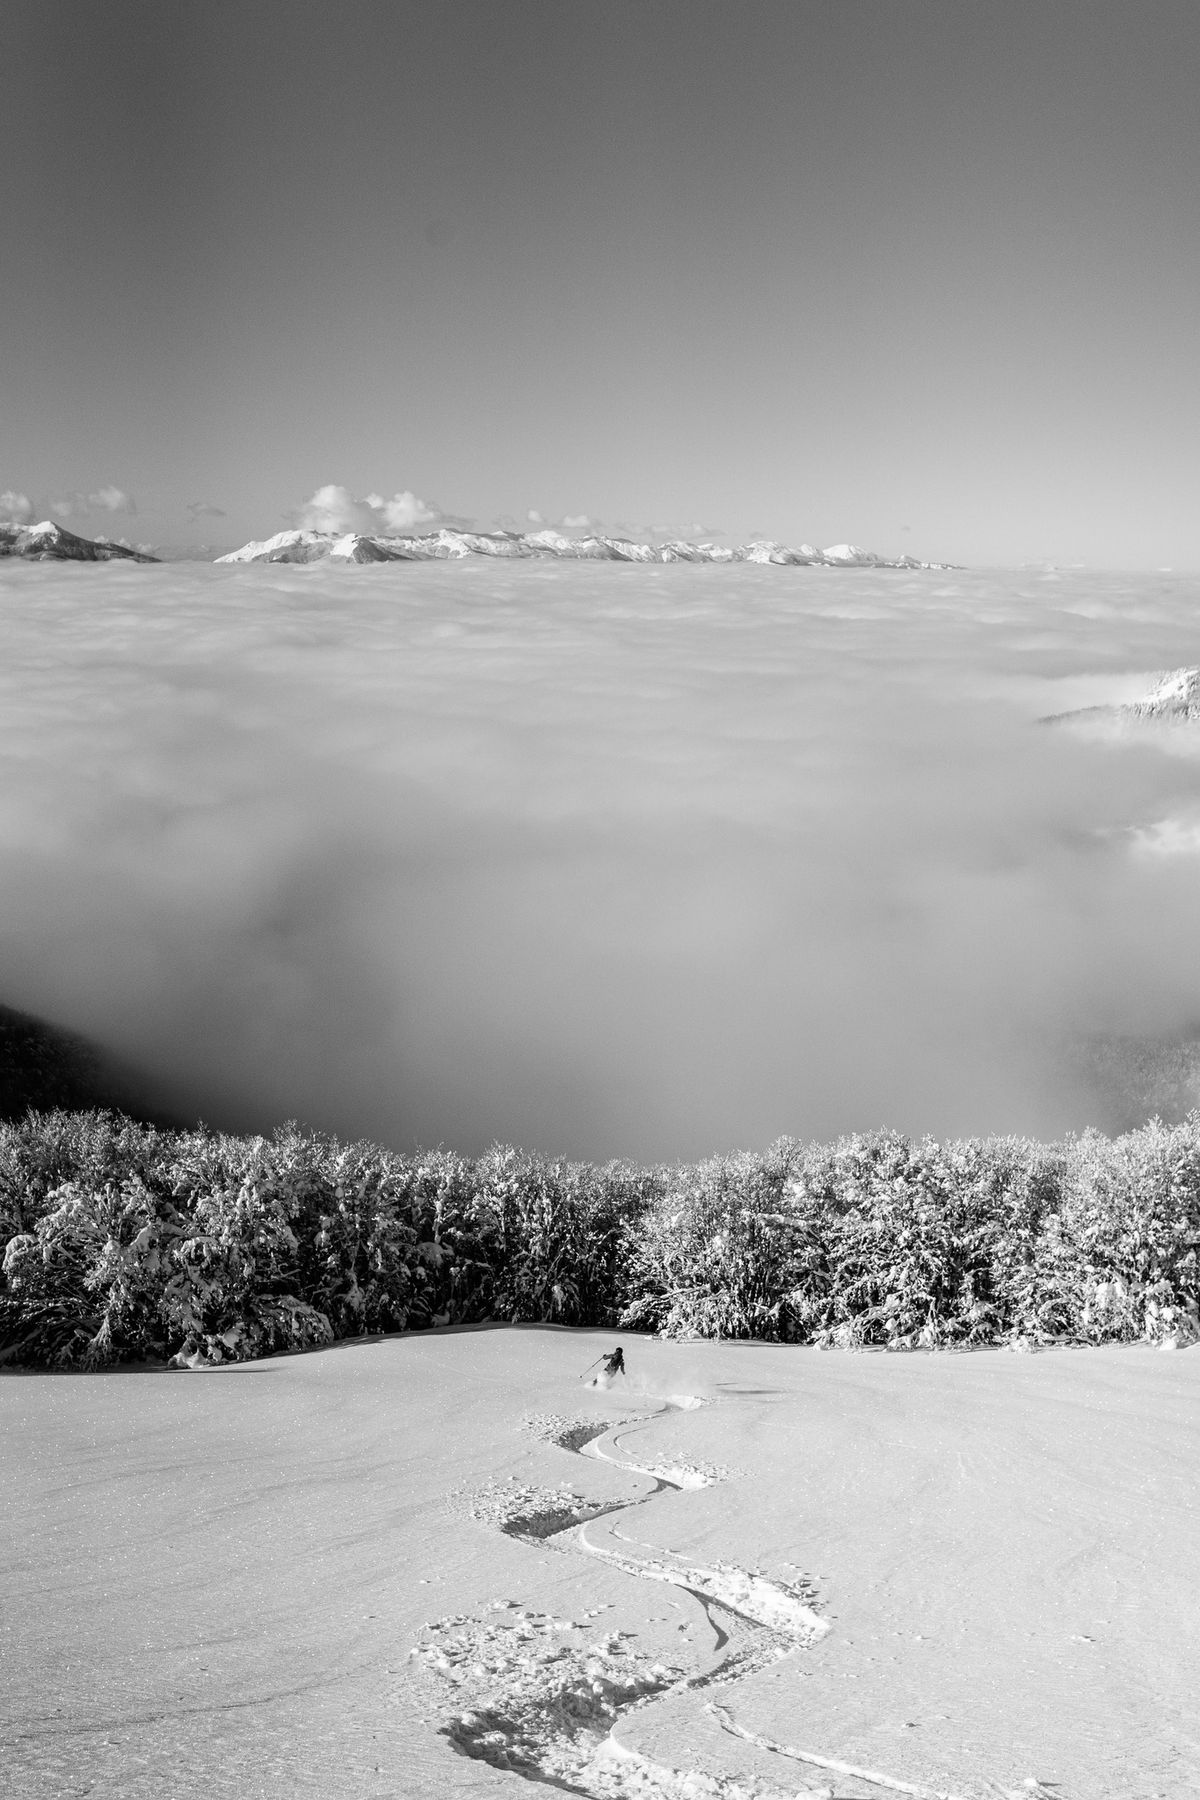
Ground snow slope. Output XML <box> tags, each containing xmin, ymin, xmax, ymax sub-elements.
<box><xmin>1125</xmin><ymin>665</ymin><xmax>1200</xmax><ymax>720</ymax></box>
<box><xmin>5</xmin><ymin>1329</ymin><xmax>1198</xmax><ymax>1799</ymax></box>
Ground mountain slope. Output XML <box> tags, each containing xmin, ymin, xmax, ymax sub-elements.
<box><xmin>0</xmin><ymin>520</ymin><xmax>158</xmax><ymax>562</ymax></box>
<box><xmin>0</xmin><ymin>1003</ymin><xmax>184</xmax><ymax>1126</ymax></box>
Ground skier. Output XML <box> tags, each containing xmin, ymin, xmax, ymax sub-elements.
<box><xmin>580</xmin><ymin>1346</ymin><xmax>626</xmax><ymax>1386</ymax></box>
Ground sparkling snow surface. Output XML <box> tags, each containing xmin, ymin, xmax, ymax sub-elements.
<box><xmin>1</xmin><ymin>558</ymin><xmax>1200</xmax><ymax>1156</ymax></box>
<box><xmin>4</xmin><ymin>1329</ymin><xmax>1199</xmax><ymax>1798</ymax></box>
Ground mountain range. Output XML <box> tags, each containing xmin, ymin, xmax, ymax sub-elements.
<box><xmin>215</xmin><ymin>526</ymin><xmax>953</xmax><ymax>569</ymax></box>
<box><xmin>0</xmin><ymin>517</ymin><xmax>955</xmax><ymax>570</ymax></box>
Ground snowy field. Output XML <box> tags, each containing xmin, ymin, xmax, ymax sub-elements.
<box><xmin>2</xmin><ymin>557</ymin><xmax>1200</xmax><ymax>1160</ymax></box>
<box><xmin>5</xmin><ymin>1326</ymin><xmax>1199</xmax><ymax>1799</ymax></box>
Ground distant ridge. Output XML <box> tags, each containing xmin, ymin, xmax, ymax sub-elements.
<box><xmin>0</xmin><ymin>520</ymin><xmax>158</xmax><ymax>563</ymax></box>
<box><xmin>216</xmin><ymin>526</ymin><xmax>953</xmax><ymax>569</ymax></box>
<box><xmin>1041</xmin><ymin>667</ymin><xmax>1200</xmax><ymax>728</ymax></box>
<box><xmin>0</xmin><ymin>1002</ymin><xmax>184</xmax><ymax>1127</ymax></box>
<box><xmin>1125</xmin><ymin>667</ymin><xmax>1200</xmax><ymax>721</ymax></box>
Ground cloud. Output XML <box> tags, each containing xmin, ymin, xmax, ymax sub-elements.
<box><xmin>644</xmin><ymin>520</ymin><xmax>725</xmax><ymax>541</ymax></box>
<box><xmin>92</xmin><ymin>534</ymin><xmax>155</xmax><ymax>553</ymax></box>
<box><xmin>0</xmin><ymin>490</ymin><xmax>33</xmax><ymax>524</ymax></box>
<box><xmin>48</xmin><ymin>487</ymin><xmax>136</xmax><ymax>519</ymax></box>
<box><xmin>279</xmin><ymin>497</ymin><xmax>726</xmax><ymax>548</ymax></box>
<box><xmin>366</xmin><ymin>489</ymin><xmax>444</xmax><ymax>532</ymax></box>
<box><xmin>91</xmin><ymin>485</ymin><xmax>135</xmax><ymax>514</ymax></box>
<box><xmin>542</xmin><ymin>513</ymin><xmax>728</xmax><ymax>542</ymax></box>
<box><xmin>292</xmin><ymin>484</ymin><xmax>450</xmax><ymax>537</ymax></box>
<box><xmin>186</xmin><ymin>500</ymin><xmax>226</xmax><ymax>520</ymax></box>
<box><xmin>8</xmin><ymin>562</ymin><xmax>1200</xmax><ymax>1163</ymax></box>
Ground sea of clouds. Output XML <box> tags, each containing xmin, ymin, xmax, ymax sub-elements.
<box><xmin>2</xmin><ymin>556</ymin><xmax>1199</xmax><ymax>1160</ymax></box>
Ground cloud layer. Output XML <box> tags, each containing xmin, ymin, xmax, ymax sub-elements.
<box><xmin>2</xmin><ymin>560</ymin><xmax>1200</xmax><ymax>1161</ymax></box>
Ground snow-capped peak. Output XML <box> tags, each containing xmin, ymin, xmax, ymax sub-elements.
<box><xmin>0</xmin><ymin>518</ymin><xmax>158</xmax><ymax>562</ymax></box>
<box><xmin>821</xmin><ymin>544</ymin><xmax>876</xmax><ymax>565</ymax></box>
<box><xmin>216</xmin><ymin>529</ymin><xmax>331</xmax><ymax>564</ymax></box>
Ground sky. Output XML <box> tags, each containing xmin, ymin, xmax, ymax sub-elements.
<box><xmin>2</xmin><ymin>0</ymin><xmax>1200</xmax><ymax>566</ymax></box>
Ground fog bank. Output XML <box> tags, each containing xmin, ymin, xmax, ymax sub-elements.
<box><xmin>2</xmin><ymin>558</ymin><xmax>1199</xmax><ymax>1160</ymax></box>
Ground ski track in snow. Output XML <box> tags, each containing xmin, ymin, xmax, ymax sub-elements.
<box><xmin>407</xmin><ymin>1393</ymin><xmax>1023</xmax><ymax>1800</ymax></box>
